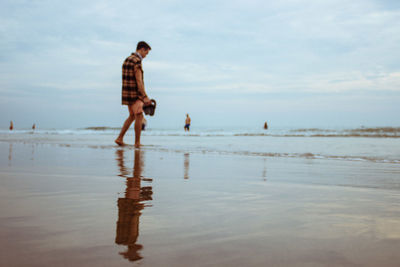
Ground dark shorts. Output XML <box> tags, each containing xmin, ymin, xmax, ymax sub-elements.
<box><xmin>184</xmin><ymin>124</ymin><xmax>190</xmax><ymax>129</ymax></box>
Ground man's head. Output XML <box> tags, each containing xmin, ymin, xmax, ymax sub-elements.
<box><xmin>136</xmin><ymin>41</ymin><xmax>151</xmax><ymax>59</ymax></box>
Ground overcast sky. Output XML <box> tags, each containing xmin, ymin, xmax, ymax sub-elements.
<box><xmin>1</xmin><ymin>0</ymin><xmax>399</xmax><ymax>129</ymax></box>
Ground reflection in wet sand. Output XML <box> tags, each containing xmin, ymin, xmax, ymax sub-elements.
<box><xmin>262</xmin><ymin>158</ymin><xmax>267</xmax><ymax>181</ymax></box>
<box><xmin>8</xmin><ymin>143</ymin><xmax>12</xmax><ymax>165</ymax></box>
<box><xmin>184</xmin><ymin>153</ymin><xmax>190</xmax><ymax>179</ymax></box>
<box><xmin>115</xmin><ymin>149</ymin><xmax>129</xmax><ymax>178</ymax></box>
<box><xmin>31</xmin><ymin>144</ymin><xmax>35</xmax><ymax>161</ymax></box>
<box><xmin>115</xmin><ymin>149</ymin><xmax>153</xmax><ymax>262</ymax></box>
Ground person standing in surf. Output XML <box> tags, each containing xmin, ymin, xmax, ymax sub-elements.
<box><xmin>115</xmin><ymin>41</ymin><xmax>152</xmax><ymax>148</ymax></box>
<box><xmin>184</xmin><ymin>114</ymin><xmax>191</xmax><ymax>131</ymax></box>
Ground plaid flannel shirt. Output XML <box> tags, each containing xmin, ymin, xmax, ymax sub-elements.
<box><xmin>121</xmin><ymin>53</ymin><xmax>147</xmax><ymax>105</ymax></box>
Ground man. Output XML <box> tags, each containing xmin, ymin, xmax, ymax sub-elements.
<box><xmin>115</xmin><ymin>41</ymin><xmax>152</xmax><ymax>148</ymax></box>
<box><xmin>184</xmin><ymin>114</ymin><xmax>191</xmax><ymax>131</ymax></box>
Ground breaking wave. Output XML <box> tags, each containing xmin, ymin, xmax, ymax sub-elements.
<box><xmin>1</xmin><ymin>127</ymin><xmax>400</xmax><ymax>138</ymax></box>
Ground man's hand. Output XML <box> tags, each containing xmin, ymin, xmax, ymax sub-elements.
<box><xmin>143</xmin><ymin>97</ymin><xmax>151</xmax><ymax>106</ymax></box>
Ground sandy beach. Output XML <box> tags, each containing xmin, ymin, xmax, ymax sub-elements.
<box><xmin>1</xmin><ymin>138</ymin><xmax>400</xmax><ymax>267</ymax></box>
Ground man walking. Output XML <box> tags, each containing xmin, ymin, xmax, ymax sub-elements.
<box><xmin>115</xmin><ymin>41</ymin><xmax>152</xmax><ymax>148</ymax></box>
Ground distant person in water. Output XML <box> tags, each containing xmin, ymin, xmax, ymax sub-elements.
<box><xmin>32</xmin><ymin>123</ymin><xmax>36</xmax><ymax>130</ymax></box>
<box><xmin>9</xmin><ymin>121</ymin><xmax>13</xmax><ymax>131</ymax></box>
<box><xmin>184</xmin><ymin>114</ymin><xmax>191</xmax><ymax>131</ymax></box>
<box><xmin>115</xmin><ymin>41</ymin><xmax>152</xmax><ymax>148</ymax></box>
<box><xmin>264</xmin><ymin>121</ymin><xmax>268</xmax><ymax>130</ymax></box>
<box><xmin>142</xmin><ymin>117</ymin><xmax>147</xmax><ymax>131</ymax></box>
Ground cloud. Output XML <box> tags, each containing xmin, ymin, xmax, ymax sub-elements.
<box><xmin>0</xmin><ymin>0</ymin><xmax>400</xmax><ymax>127</ymax></box>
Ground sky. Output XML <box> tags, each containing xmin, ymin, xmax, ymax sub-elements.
<box><xmin>1</xmin><ymin>0</ymin><xmax>400</xmax><ymax>129</ymax></box>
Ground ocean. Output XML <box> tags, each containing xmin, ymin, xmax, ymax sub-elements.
<box><xmin>1</xmin><ymin>126</ymin><xmax>399</xmax><ymax>164</ymax></box>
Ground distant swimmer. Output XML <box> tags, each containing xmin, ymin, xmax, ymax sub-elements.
<box><xmin>9</xmin><ymin>121</ymin><xmax>13</xmax><ymax>131</ymax></box>
<box><xmin>264</xmin><ymin>121</ymin><xmax>268</xmax><ymax>130</ymax></box>
<box><xmin>32</xmin><ymin>123</ymin><xmax>36</xmax><ymax>130</ymax></box>
<box><xmin>142</xmin><ymin>117</ymin><xmax>147</xmax><ymax>131</ymax></box>
<box><xmin>184</xmin><ymin>114</ymin><xmax>191</xmax><ymax>131</ymax></box>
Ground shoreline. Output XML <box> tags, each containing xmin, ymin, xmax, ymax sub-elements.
<box><xmin>2</xmin><ymin>136</ymin><xmax>400</xmax><ymax>165</ymax></box>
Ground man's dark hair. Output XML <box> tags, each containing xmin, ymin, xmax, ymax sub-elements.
<box><xmin>137</xmin><ymin>41</ymin><xmax>151</xmax><ymax>51</ymax></box>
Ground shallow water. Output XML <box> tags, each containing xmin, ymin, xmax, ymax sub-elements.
<box><xmin>1</xmin><ymin>127</ymin><xmax>400</xmax><ymax>164</ymax></box>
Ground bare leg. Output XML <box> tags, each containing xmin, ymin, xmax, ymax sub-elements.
<box><xmin>115</xmin><ymin>106</ymin><xmax>135</xmax><ymax>146</ymax></box>
<box><xmin>134</xmin><ymin>113</ymin><xmax>143</xmax><ymax>148</ymax></box>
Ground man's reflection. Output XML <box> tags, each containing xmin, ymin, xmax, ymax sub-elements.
<box><xmin>184</xmin><ymin>153</ymin><xmax>190</xmax><ymax>179</ymax></box>
<box><xmin>115</xmin><ymin>149</ymin><xmax>129</xmax><ymax>178</ymax></box>
<box><xmin>115</xmin><ymin>149</ymin><xmax>153</xmax><ymax>262</ymax></box>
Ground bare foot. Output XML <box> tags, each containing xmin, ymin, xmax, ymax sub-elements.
<box><xmin>115</xmin><ymin>139</ymin><xmax>126</xmax><ymax>146</ymax></box>
<box><xmin>134</xmin><ymin>143</ymin><xmax>142</xmax><ymax>148</ymax></box>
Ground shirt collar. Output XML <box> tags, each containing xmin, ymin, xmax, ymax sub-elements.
<box><xmin>134</xmin><ymin>52</ymin><xmax>143</xmax><ymax>60</ymax></box>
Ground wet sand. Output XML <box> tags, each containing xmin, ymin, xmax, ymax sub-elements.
<box><xmin>1</xmin><ymin>142</ymin><xmax>400</xmax><ymax>266</ymax></box>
